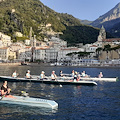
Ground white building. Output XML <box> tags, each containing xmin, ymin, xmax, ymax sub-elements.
<box><xmin>49</xmin><ymin>37</ymin><xmax>67</xmax><ymax>48</ymax></box>
<box><xmin>0</xmin><ymin>32</ymin><xmax>12</xmax><ymax>47</ymax></box>
<box><xmin>18</xmin><ymin>46</ymin><xmax>32</xmax><ymax>61</ymax></box>
<box><xmin>0</xmin><ymin>40</ymin><xmax>3</xmax><ymax>47</ymax></box>
<box><xmin>34</xmin><ymin>47</ymin><xmax>49</xmax><ymax>61</ymax></box>
<box><xmin>0</xmin><ymin>47</ymin><xmax>16</xmax><ymax>61</ymax></box>
<box><xmin>84</xmin><ymin>44</ymin><xmax>98</xmax><ymax>53</ymax></box>
<box><xmin>25</xmin><ymin>39</ymin><xmax>30</xmax><ymax>46</ymax></box>
<box><xmin>58</xmin><ymin>47</ymin><xmax>82</xmax><ymax>62</ymax></box>
<box><xmin>14</xmin><ymin>32</ymin><xmax>23</xmax><ymax>37</ymax></box>
<box><xmin>45</xmin><ymin>47</ymin><xmax>59</xmax><ymax>62</ymax></box>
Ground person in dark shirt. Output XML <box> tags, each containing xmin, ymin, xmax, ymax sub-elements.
<box><xmin>59</xmin><ymin>70</ymin><xmax>63</xmax><ymax>77</ymax></box>
<box><xmin>1</xmin><ymin>81</ymin><xmax>11</xmax><ymax>96</ymax></box>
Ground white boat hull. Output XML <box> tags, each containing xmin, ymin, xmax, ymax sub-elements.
<box><xmin>0</xmin><ymin>95</ymin><xmax>58</xmax><ymax>109</ymax></box>
<box><xmin>80</xmin><ymin>77</ymin><xmax>117</xmax><ymax>82</ymax></box>
<box><xmin>0</xmin><ymin>76</ymin><xmax>97</xmax><ymax>85</ymax></box>
<box><xmin>56</xmin><ymin>76</ymin><xmax>117</xmax><ymax>82</ymax></box>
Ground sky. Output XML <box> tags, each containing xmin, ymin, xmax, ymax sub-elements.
<box><xmin>40</xmin><ymin>0</ymin><xmax>120</xmax><ymax>21</ymax></box>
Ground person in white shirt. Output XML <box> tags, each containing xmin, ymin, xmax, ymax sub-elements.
<box><xmin>26</xmin><ymin>70</ymin><xmax>32</xmax><ymax>79</ymax></box>
<box><xmin>81</xmin><ymin>71</ymin><xmax>88</xmax><ymax>78</ymax></box>
<box><xmin>81</xmin><ymin>71</ymin><xmax>86</xmax><ymax>77</ymax></box>
<box><xmin>51</xmin><ymin>71</ymin><xmax>57</xmax><ymax>81</ymax></box>
<box><xmin>12</xmin><ymin>70</ymin><xmax>18</xmax><ymax>78</ymax></box>
<box><xmin>40</xmin><ymin>71</ymin><xmax>45</xmax><ymax>80</ymax></box>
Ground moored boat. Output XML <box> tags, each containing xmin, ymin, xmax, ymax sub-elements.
<box><xmin>0</xmin><ymin>76</ymin><xmax>97</xmax><ymax>86</ymax></box>
<box><xmin>0</xmin><ymin>95</ymin><xmax>58</xmax><ymax>109</ymax></box>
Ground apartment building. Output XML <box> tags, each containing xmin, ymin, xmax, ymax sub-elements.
<box><xmin>0</xmin><ymin>47</ymin><xmax>16</xmax><ymax>61</ymax></box>
<box><xmin>0</xmin><ymin>32</ymin><xmax>12</xmax><ymax>46</ymax></box>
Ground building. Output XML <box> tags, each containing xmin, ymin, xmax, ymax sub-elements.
<box><xmin>0</xmin><ymin>32</ymin><xmax>12</xmax><ymax>47</ymax></box>
<box><xmin>45</xmin><ymin>47</ymin><xmax>59</xmax><ymax>62</ymax></box>
<box><xmin>49</xmin><ymin>37</ymin><xmax>67</xmax><ymax>48</ymax></box>
<box><xmin>58</xmin><ymin>47</ymin><xmax>81</xmax><ymax>62</ymax></box>
<box><xmin>92</xmin><ymin>26</ymin><xmax>106</xmax><ymax>48</ymax></box>
<box><xmin>98</xmin><ymin>38</ymin><xmax>120</xmax><ymax>60</ymax></box>
<box><xmin>14</xmin><ymin>32</ymin><xmax>23</xmax><ymax>37</ymax></box>
<box><xmin>25</xmin><ymin>39</ymin><xmax>30</xmax><ymax>46</ymax></box>
<box><xmin>0</xmin><ymin>47</ymin><xmax>16</xmax><ymax>61</ymax></box>
<box><xmin>18</xmin><ymin>46</ymin><xmax>32</xmax><ymax>62</ymax></box>
<box><xmin>34</xmin><ymin>47</ymin><xmax>49</xmax><ymax>61</ymax></box>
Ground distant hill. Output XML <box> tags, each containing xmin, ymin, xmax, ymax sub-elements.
<box><xmin>79</xmin><ymin>19</ymin><xmax>92</xmax><ymax>25</ymax></box>
<box><xmin>0</xmin><ymin>0</ymin><xmax>102</xmax><ymax>45</ymax></box>
<box><xmin>90</xmin><ymin>2</ymin><xmax>120</xmax><ymax>37</ymax></box>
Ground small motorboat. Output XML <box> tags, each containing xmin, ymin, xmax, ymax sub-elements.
<box><xmin>0</xmin><ymin>95</ymin><xmax>58</xmax><ymax>109</ymax></box>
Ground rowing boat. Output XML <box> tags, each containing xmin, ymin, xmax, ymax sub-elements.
<box><xmin>56</xmin><ymin>76</ymin><xmax>117</xmax><ymax>82</ymax></box>
<box><xmin>0</xmin><ymin>95</ymin><xmax>58</xmax><ymax>109</ymax></box>
<box><xmin>0</xmin><ymin>76</ymin><xmax>97</xmax><ymax>86</ymax></box>
<box><xmin>80</xmin><ymin>77</ymin><xmax>118</xmax><ymax>82</ymax></box>
<box><xmin>58</xmin><ymin>73</ymin><xmax>118</xmax><ymax>82</ymax></box>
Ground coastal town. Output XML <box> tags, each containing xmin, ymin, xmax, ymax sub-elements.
<box><xmin>0</xmin><ymin>25</ymin><xmax>120</xmax><ymax>66</ymax></box>
<box><xmin>0</xmin><ymin>0</ymin><xmax>120</xmax><ymax>120</ymax></box>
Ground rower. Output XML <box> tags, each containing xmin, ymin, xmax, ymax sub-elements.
<box><xmin>73</xmin><ymin>71</ymin><xmax>78</xmax><ymax>82</ymax></box>
<box><xmin>98</xmin><ymin>72</ymin><xmax>103</xmax><ymax>78</ymax></box>
<box><xmin>81</xmin><ymin>71</ymin><xmax>88</xmax><ymax>78</ymax></box>
<box><xmin>77</xmin><ymin>72</ymin><xmax>81</xmax><ymax>81</ymax></box>
<box><xmin>1</xmin><ymin>81</ymin><xmax>11</xmax><ymax>96</ymax></box>
<box><xmin>40</xmin><ymin>71</ymin><xmax>45</xmax><ymax>80</ymax></box>
<box><xmin>51</xmin><ymin>71</ymin><xmax>57</xmax><ymax>81</ymax></box>
<box><xmin>71</xmin><ymin>70</ymin><xmax>75</xmax><ymax>77</ymax></box>
<box><xmin>12</xmin><ymin>70</ymin><xmax>19</xmax><ymax>78</ymax></box>
<box><xmin>59</xmin><ymin>70</ymin><xmax>63</xmax><ymax>77</ymax></box>
<box><xmin>26</xmin><ymin>70</ymin><xmax>32</xmax><ymax>79</ymax></box>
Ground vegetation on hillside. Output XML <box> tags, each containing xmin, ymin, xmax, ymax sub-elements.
<box><xmin>0</xmin><ymin>0</ymin><xmax>109</xmax><ymax>45</ymax></box>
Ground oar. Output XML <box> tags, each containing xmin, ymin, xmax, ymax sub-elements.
<box><xmin>55</xmin><ymin>78</ymin><xmax>62</xmax><ymax>87</ymax></box>
<box><xmin>0</xmin><ymin>94</ymin><xmax>6</xmax><ymax>100</ymax></box>
<box><xmin>0</xmin><ymin>89</ymin><xmax>11</xmax><ymax>100</ymax></box>
<box><xmin>47</xmin><ymin>77</ymin><xmax>63</xmax><ymax>87</ymax></box>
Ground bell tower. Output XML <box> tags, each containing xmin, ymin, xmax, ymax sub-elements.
<box><xmin>98</xmin><ymin>26</ymin><xmax>106</xmax><ymax>42</ymax></box>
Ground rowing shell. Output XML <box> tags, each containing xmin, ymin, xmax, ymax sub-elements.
<box><xmin>0</xmin><ymin>76</ymin><xmax>97</xmax><ymax>86</ymax></box>
<box><xmin>80</xmin><ymin>77</ymin><xmax>118</xmax><ymax>82</ymax></box>
<box><xmin>0</xmin><ymin>95</ymin><xmax>58</xmax><ymax>109</ymax></box>
<box><xmin>55</xmin><ymin>76</ymin><xmax>117</xmax><ymax>82</ymax></box>
<box><xmin>32</xmin><ymin>75</ymin><xmax>118</xmax><ymax>82</ymax></box>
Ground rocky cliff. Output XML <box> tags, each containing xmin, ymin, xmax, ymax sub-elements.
<box><xmin>90</xmin><ymin>2</ymin><xmax>120</xmax><ymax>37</ymax></box>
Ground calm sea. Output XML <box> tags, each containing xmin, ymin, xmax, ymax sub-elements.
<box><xmin>0</xmin><ymin>64</ymin><xmax>120</xmax><ymax>120</ymax></box>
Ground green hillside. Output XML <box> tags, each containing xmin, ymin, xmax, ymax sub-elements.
<box><xmin>0</xmin><ymin>0</ymin><xmax>100</xmax><ymax>45</ymax></box>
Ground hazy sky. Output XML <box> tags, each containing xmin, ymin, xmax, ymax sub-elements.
<box><xmin>40</xmin><ymin>0</ymin><xmax>120</xmax><ymax>21</ymax></box>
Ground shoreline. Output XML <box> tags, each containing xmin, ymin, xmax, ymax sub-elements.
<box><xmin>0</xmin><ymin>63</ymin><xmax>21</xmax><ymax>66</ymax></box>
<box><xmin>0</xmin><ymin>62</ymin><xmax>120</xmax><ymax>68</ymax></box>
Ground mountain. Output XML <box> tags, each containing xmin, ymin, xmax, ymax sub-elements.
<box><xmin>90</xmin><ymin>2</ymin><xmax>120</xmax><ymax>37</ymax></box>
<box><xmin>79</xmin><ymin>19</ymin><xmax>92</xmax><ymax>25</ymax></box>
<box><xmin>0</xmin><ymin>0</ymin><xmax>101</xmax><ymax>45</ymax></box>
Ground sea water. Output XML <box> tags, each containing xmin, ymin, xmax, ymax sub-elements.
<box><xmin>0</xmin><ymin>64</ymin><xmax>120</xmax><ymax>120</ymax></box>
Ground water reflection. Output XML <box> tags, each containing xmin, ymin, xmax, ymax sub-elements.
<box><xmin>0</xmin><ymin>104</ymin><xmax>57</xmax><ymax>118</ymax></box>
<box><xmin>0</xmin><ymin>65</ymin><xmax>120</xmax><ymax>120</ymax></box>
<box><xmin>73</xmin><ymin>85</ymin><xmax>82</xmax><ymax>96</ymax></box>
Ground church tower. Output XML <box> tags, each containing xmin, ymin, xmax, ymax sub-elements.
<box><xmin>33</xmin><ymin>35</ymin><xmax>36</xmax><ymax>47</ymax></box>
<box><xmin>97</xmin><ymin>26</ymin><xmax>106</xmax><ymax>42</ymax></box>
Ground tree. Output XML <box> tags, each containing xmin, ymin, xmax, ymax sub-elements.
<box><xmin>96</xmin><ymin>47</ymin><xmax>103</xmax><ymax>60</ymax></box>
<box><xmin>103</xmin><ymin>44</ymin><xmax>111</xmax><ymax>60</ymax></box>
